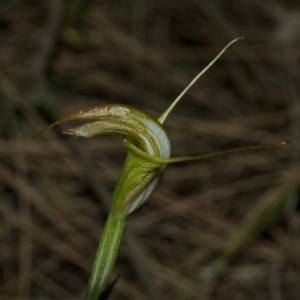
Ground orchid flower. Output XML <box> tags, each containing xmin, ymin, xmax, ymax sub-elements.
<box><xmin>41</xmin><ymin>37</ymin><xmax>284</xmax><ymax>300</ymax></box>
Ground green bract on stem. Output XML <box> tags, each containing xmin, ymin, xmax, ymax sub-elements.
<box><xmin>41</xmin><ymin>37</ymin><xmax>285</xmax><ymax>300</ymax></box>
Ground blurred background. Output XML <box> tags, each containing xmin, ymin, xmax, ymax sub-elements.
<box><xmin>0</xmin><ymin>0</ymin><xmax>299</xmax><ymax>299</ymax></box>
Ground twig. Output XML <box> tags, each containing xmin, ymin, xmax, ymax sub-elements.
<box><xmin>34</xmin><ymin>0</ymin><xmax>65</xmax><ymax>102</ymax></box>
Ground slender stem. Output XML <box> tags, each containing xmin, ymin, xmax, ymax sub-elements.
<box><xmin>159</xmin><ymin>37</ymin><xmax>246</xmax><ymax>124</ymax></box>
<box><xmin>124</xmin><ymin>139</ymin><xmax>286</xmax><ymax>166</ymax></box>
<box><xmin>84</xmin><ymin>211</ymin><xmax>127</xmax><ymax>300</ymax></box>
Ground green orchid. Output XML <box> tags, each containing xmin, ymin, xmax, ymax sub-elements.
<box><xmin>41</xmin><ymin>37</ymin><xmax>284</xmax><ymax>300</ymax></box>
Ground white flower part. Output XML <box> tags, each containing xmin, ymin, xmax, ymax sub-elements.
<box><xmin>134</xmin><ymin>114</ymin><xmax>171</xmax><ymax>159</ymax></box>
<box><xmin>124</xmin><ymin>109</ymin><xmax>171</xmax><ymax>214</ymax></box>
<box><xmin>125</xmin><ymin>166</ymin><xmax>166</xmax><ymax>214</ymax></box>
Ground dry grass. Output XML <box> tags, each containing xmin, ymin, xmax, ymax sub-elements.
<box><xmin>0</xmin><ymin>1</ymin><xmax>299</xmax><ymax>299</ymax></box>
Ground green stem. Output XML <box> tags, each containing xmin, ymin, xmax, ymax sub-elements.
<box><xmin>84</xmin><ymin>211</ymin><xmax>127</xmax><ymax>300</ymax></box>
